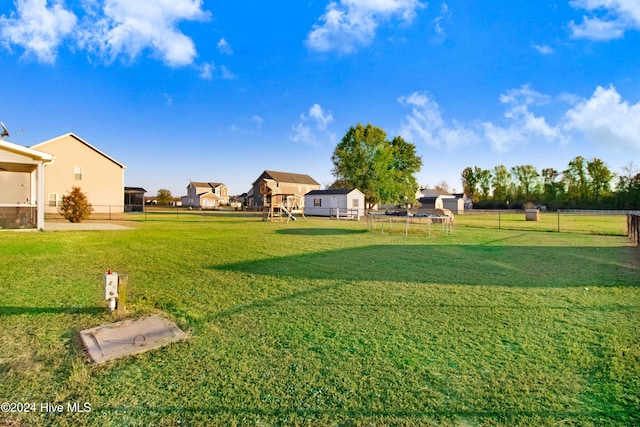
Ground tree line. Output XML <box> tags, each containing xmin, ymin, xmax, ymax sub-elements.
<box><xmin>461</xmin><ymin>158</ymin><xmax>640</xmax><ymax>209</ymax></box>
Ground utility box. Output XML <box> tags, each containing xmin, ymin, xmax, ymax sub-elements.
<box><xmin>104</xmin><ymin>271</ymin><xmax>119</xmax><ymax>301</ymax></box>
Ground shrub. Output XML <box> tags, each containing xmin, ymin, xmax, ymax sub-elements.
<box><xmin>58</xmin><ymin>186</ymin><xmax>94</xmax><ymax>223</ymax></box>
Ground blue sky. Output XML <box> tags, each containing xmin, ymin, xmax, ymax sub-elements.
<box><xmin>1</xmin><ymin>0</ymin><xmax>639</xmax><ymax>197</ymax></box>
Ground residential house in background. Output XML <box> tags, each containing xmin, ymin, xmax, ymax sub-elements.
<box><xmin>0</xmin><ymin>138</ymin><xmax>54</xmax><ymax>229</ymax></box>
<box><xmin>304</xmin><ymin>188</ymin><xmax>365</xmax><ymax>219</ymax></box>
<box><xmin>418</xmin><ymin>188</ymin><xmax>465</xmax><ymax>214</ymax></box>
<box><xmin>248</xmin><ymin>170</ymin><xmax>320</xmax><ymax>208</ymax></box>
<box><xmin>181</xmin><ymin>181</ymin><xmax>229</xmax><ymax>209</ymax></box>
<box><xmin>31</xmin><ymin>133</ymin><xmax>126</xmax><ymax>214</ymax></box>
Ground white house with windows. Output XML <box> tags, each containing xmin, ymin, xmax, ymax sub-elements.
<box><xmin>304</xmin><ymin>188</ymin><xmax>365</xmax><ymax>219</ymax></box>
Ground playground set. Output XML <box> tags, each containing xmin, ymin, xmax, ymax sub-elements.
<box><xmin>260</xmin><ymin>178</ymin><xmax>306</xmax><ymax>222</ymax></box>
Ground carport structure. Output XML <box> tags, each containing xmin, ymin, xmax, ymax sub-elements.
<box><xmin>0</xmin><ymin>139</ymin><xmax>54</xmax><ymax>230</ymax></box>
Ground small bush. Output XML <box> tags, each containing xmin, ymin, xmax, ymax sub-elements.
<box><xmin>58</xmin><ymin>186</ymin><xmax>94</xmax><ymax>223</ymax></box>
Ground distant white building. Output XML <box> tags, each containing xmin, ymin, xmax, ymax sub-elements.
<box><xmin>418</xmin><ymin>188</ymin><xmax>467</xmax><ymax>214</ymax></box>
<box><xmin>304</xmin><ymin>188</ymin><xmax>365</xmax><ymax>219</ymax></box>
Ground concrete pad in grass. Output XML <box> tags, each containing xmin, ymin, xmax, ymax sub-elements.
<box><xmin>79</xmin><ymin>314</ymin><xmax>187</xmax><ymax>364</ymax></box>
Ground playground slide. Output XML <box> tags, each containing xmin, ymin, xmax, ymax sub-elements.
<box><xmin>281</xmin><ymin>206</ymin><xmax>297</xmax><ymax>221</ymax></box>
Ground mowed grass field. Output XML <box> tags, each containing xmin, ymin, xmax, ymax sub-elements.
<box><xmin>1</xmin><ymin>215</ymin><xmax>639</xmax><ymax>426</ymax></box>
<box><xmin>455</xmin><ymin>211</ymin><xmax>628</xmax><ymax>235</ymax></box>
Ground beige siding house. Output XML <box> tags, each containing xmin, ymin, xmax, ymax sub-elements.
<box><xmin>182</xmin><ymin>181</ymin><xmax>229</xmax><ymax>209</ymax></box>
<box><xmin>31</xmin><ymin>134</ymin><xmax>126</xmax><ymax>214</ymax></box>
<box><xmin>249</xmin><ymin>170</ymin><xmax>320</xmax><ymax>208</ymax></box>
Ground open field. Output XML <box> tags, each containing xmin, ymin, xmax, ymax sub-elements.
<box><xmin>455</xmin><ymin>211</ymin><xmax>628</xmax><ymax>236</ymax></box>
<box><xmin>1</xmin><ymin>216</ymin><xmax>639</xmax><ymax>426</ymax></box>
<box><xmin>363</xmin><ymin>211</ymin><xmax>629</xmax><ymax>236</ymax></box>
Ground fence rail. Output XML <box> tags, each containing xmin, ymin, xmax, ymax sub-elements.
<box><xmin>39</xmin><ymin>204</ymin><xmax>639</xmax><ymax>239</ymax></box>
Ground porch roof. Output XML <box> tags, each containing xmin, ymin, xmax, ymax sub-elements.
<box><xmin>0</xmin><ymin>139</ymin><xmax>55</xmax><ymax>172</ymax></box>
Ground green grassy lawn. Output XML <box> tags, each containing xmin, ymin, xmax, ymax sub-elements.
<box><xmin>1</xmin><ymin>216</ymin><xmax>639</xmax><ymax>426</ymax></box>
<box><xmin>455</xmin><ymin>212</ymin><xmax>628</xmax><ymax>236</ymax></box>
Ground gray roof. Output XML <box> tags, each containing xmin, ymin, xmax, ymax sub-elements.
<box><xmin>253</xmin><ymin>170</ymin><xmax>320</xmax><ymax>186</ymax></box>
<box><xmin>125</xmin><ymin>187</ymin><xmax>147</xmax><ymax>193</ymax></box>
<box><xmin>189</xmin><ymin>181</ymin><xmax>225</xmax><ymax>189</ymax></box>
<box><xmin>306</xmin><ymin>188</ymin><xmax>357</xmax><ymax>196</ymax></box>
<box><xmin>420</xmin><ymin>188</ymin><xmax>453</xmax><ymax>198</ymax></box>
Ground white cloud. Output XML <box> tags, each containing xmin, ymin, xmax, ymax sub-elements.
<box><xmin>290</xmin><ymin>123</ymin><xmax>316</xmax><ymax>145</ymax></box>
<box><xmin>307</xmin><ymin>103</ymin><xmax>334</xmax><ymax>130</ymax></box>
<box><xmin>486</xmin><ymin>85</ymin><xmax>564</xmax><ymax>152</ymax></box>
<box><xmin>563</xmin><ymin>85</ymin><xmax>640</xmax><ymax>150</ymax></box>
<box><xmin>398</xmin><ymin>91</ymin><xmax>480</xmax><ymax>149</ymax></box>
<box><xmin>569</xmin><ymin>0</ymin><xmax>640</xmax><ymax>40</ymax></box>
<box><xmin>217</xmin><ymin>37</ymin><xmax>233</xmax><ymax>55</ymax></box>
<box><xmin>198</xmin><ymin>61</ymin><xmax>235</xmax><ymax>80</ymax></box>
<box><xmin>77</xmin><ymin>0</ymin><xmax>210</xmax><ymax>67</ymax></box>
<box><xmin>306</xmin><ymin>0</ymin><xmax>425</xmax><ymax>53</ymax></box>
<box><xmin>219</xmin><ymin>65</ymin><xmax>235</xmax><ymax>79</ymax></box>
<box><xmin>498</xmin><ymin>84</ymin><xmax>552</xmax><ymax>107</ymax></box>
<box><xmin>0</xmin><ymin>0</ymin><xmax>77</xmax><ymax>64</ymax></box>
<box><xmin>1</xmin><ymin>0</ymin><xmax>210</xmax><ymax>66</ymax></box>
<box><xmin>400</xmin><ymin>85</ymin><xmax>640</xmax><ymax>155</ymax></box>
<box><xmin>290</xmin><ymin>103</ymin><xmax>336</xmax><ymax>145</ymax></box>
<box><xmin>533</xmin><ymin>43</ymin><xmax>554</xmax><ymax>54</ymax></box>
<box><xmin>398</xmin><ymin>86</ymin><xmax>565</xmax><ymax>153</ymax></box>
<box><xmin>251</xmin><ymin>115</ymin><xmax>264</xmax><ymax>128</ymax></box>
<box><xmin>199</xmin><ymin>61</ymin><xmax>215</xmax><ymax>80</ymax></box>
<box><xmin>431</xmin><ymin>3</ymin><xmax>450</xmax><ymax>43</ymax></box>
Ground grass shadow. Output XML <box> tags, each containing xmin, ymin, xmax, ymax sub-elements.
<box><xmin>275</xmin><ymin>228</ymin><xmax>368</xmax><ymax>236</ymax></box>
<box><xmin>214</xmin><ymin>244</ymin><xmax>639</xmax><ymax>288</ymax></box>
<box><xmin>0</xmin><ymin>306</ymin><xmax>104</xmax><ymax>316</ymax></box>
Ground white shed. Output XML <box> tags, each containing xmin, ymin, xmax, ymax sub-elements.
<box><xmin>304</xmin><ymin>188</ymin><xmax>365</xmax><ymax>219</ymax></box>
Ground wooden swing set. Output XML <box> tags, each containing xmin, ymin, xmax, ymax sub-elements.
<box><xmin>260</xmin><ymin>179</ymin><xmax>306</xmax><ymax>222</ymax></box>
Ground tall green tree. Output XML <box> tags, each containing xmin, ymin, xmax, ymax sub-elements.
<box><xmin>156</xmin><ymin>189</ymin><xmax>173</xmax><ymax>205</ymax></box>
<box><xmin>491</xmin><ymin>165</ymin><xmax>511</xmax><ymax>202</ymax></box>
<box><xmin>476</xmin><ymin>168</ymin><xmax>493</xmax><ymax>200</ymax></box>
<box><xmin>331</xmin><ymin>123</ymin><xmax>422</xmax><ymax>209</ymax></box>
<box><xmin>615</xmin><ymin>162</ymin><xmax>639</xmax><ymax>208</ymax></box>
<box><xmin>586</xmin><ymin>158</ymin><xmax>613</xmax><ymax>204</ymax></box>
<box><xmin>511</xmin><ymin>165</ymin><xmax>540</xmax><ymax>201</ymax></box>
<box><xmin>461</xmin><ymin>167</ymin><xmax>480</xmax><ymax>202</ymax></box>
<box><xmin>563</xmin><ymin>156</ymin><xmax>589</xmax><ymax>203</ymax></box>
<box><xmin>541</xmin><ymin>168</ymin><xmax>563</xmax><ymax>203</ymax></box>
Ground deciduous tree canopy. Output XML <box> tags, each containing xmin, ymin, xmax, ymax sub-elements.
<box><xmin>331</xmin><ymin>123</ymin><xmax>422</xmax><ymax>209</ymax></box>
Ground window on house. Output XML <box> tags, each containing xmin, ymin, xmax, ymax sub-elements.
<box><xmin>352</xmin><ymin>199</ymin><xmax>360</xmax><ymax>208</ymax></box>
<box><xmin>314</xmin><ymin>198</ymin><xmax>322</xmax><ymax>207</ymax></box>
<box><xmin>48</xmin><ymin>193</ymin><xmax>63</xmax><ymax>207</ymax></box>
<box><xmin>74</xmin><ymin>167</ymin><xmax>82</xmax><ymax>180</ymax></box>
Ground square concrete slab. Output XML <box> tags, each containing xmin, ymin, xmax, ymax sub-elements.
<box><xmin>79</xmin><ymin>314</ymin><xmax>187</xmax><ymax>364</ymax></box>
